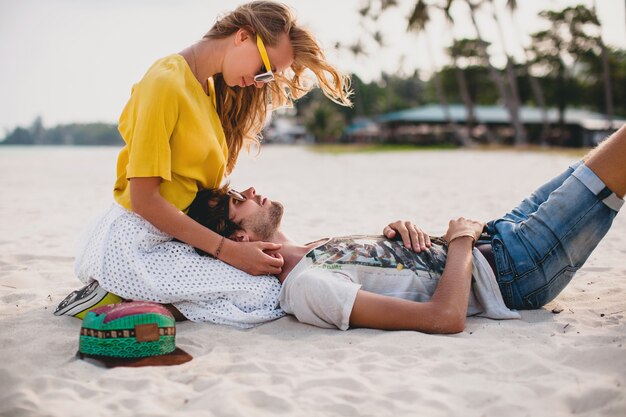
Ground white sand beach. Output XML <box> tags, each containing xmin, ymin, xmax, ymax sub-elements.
<box><xmin>0</xmin><ymin>145</ymin><xmax>624</xmax><ymax>417</ymax></box>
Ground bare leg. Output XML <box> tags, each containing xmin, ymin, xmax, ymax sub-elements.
<box><xmin>584</xmin><ymin>124</ymin><xmax>626</xmax><ymax>198</ymax></box>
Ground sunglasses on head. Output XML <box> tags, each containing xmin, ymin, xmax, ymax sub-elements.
<box><xmin>254</xmin><ymin>34</ymin><xmax>275</xmax><ymax>84</ymax></box>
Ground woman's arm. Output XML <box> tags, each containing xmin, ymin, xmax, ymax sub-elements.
<box><xmin>350</xmin><ymin>218</ymin><xmax>483</xmax><ymax>333</ymax></box>
<box><xmin>130</xmin><ymin>177</ymin><xmax>284</xmax><ymax>276</ymax></box>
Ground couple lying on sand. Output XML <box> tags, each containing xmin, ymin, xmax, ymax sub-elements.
<box><xmin>61</xmin><ymin>124</ymin><xmax>625</xmax><ymax>333</ymax></box>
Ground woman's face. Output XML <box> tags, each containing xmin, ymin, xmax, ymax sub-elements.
<box><xmin>223</xmin><ymin>29</ymin><xmax>294</xmax><ymax>89</ymax></box>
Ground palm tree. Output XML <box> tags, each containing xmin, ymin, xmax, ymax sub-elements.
<box><xmin>407</xmin><ymin>0</ymin><xmax>471</xmax><ymax>145</ymax></box>
<box><xmin>505</xmin><ymin>0</ymin><xmax>550</xmax><ymax>144</ymax></box>
<box><xmin>592</xmin><ymin>0</ymin><xmax>614</xmax><ymax>126</ymax></box>
<box><xmin>485</xmin><ymin>3</ymin><xmax>521</xmax><ymax>105</ymax></box>
<box><xmin>465</xmin><ymin>0</ymin><xmax>527</xmax><ymax>145</ymax></box>
<box><xmin>532</xmin><ymin>5</ymin><xmax>613</xmax><ymax>142</ymax></box>
<box><xmin>442</xmin><ymin>0</ymin><xmax>478</xmax><ymax>140</ymax></box>
<box><xmin>529</xmin><ymin>32</ymin><xmax>566</xmax><ymax>139</ymax></box>
<box><xmin>338</xmin><ymin>2</ymin><xmax>392</xmax><ymax>118</ymax></box>
<box><xmin>529</xmin><ymin>8</ymin><xmax>575</xmax><ymax>141</ymax></box>
<box><xmin>486</xmin><ymin>0</ymin><xmax>525</xmax><ymax>143</ymax></box>
<box><xmin>448</xmin><ymin>38</ymin><xmax>501</xmax><ymax>143</ymax></box>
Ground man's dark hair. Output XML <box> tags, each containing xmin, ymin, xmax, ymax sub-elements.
<box><xmin>186</xmin><ymin>185</ymin><xmax>242</xmax><ymax>256</ymax></box>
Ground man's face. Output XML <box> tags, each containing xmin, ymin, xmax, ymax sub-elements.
<box><xmin>228</xmin><ymin>187</ymin><xmax>283</xmax><ymax>241</ymax></box>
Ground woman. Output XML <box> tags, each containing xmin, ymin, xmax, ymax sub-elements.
<box><xmin>61</xmin><ymin>1</ymin><xmax>351</xmax><ymax>328</ymax></box>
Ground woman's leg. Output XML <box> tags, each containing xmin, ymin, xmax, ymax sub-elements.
<box><xmin>75</xmin><ymin>204</ymin><xmax>284</xmax><ymax>328</ymax></box>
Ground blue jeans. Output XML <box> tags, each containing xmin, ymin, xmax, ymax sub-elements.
<box><xmin>484</xmin><ymin>161</ymin><xmax>624</xmax><ymax>310</ymax></box>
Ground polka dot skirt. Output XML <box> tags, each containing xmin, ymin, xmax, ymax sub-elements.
<box><xmin>74</xmin><ymin>204</ymin><xmax>285</xmax><ymax>328</ymax></box>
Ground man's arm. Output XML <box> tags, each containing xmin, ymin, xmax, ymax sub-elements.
<box><xmin>350</xmin><ymin>218</ymin><xmax>483</xmax><ymax>334</ymax></box>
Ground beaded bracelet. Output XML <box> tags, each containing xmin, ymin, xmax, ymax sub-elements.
<box><xmin>214</xmin><ymin>236</ymin><xmax>225</xmax><ymax>259</ymax></box>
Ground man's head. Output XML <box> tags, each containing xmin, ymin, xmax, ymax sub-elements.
<box><xmin>188</xmin><ymin>185</ymin><xmax>284</xmax><ymax>243</ymax></box>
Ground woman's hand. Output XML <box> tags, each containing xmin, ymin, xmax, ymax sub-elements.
<box><xmin>128</xmin><ymin>178</ymin><xmax>284</xmax><ymax>276</ymax></box>
<box><xmin>221</xmin><ymin>239</ymin><xmax>284</xmax><ymax>276</ymax></box>
<box><xmin>443</xmin><ymin>217</ymin><xmax>484</xmax><ymax>246</ymax></box>
<box><xmin>383</xmin><ymin>220</ymin><xmax>431</xmax><ymax>252</ymax></box>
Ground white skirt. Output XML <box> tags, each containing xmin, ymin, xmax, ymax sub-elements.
<box><xmin>74</xmin><ymin>203</ymin><xmax>285</xmax><ymax>328</ymax></box>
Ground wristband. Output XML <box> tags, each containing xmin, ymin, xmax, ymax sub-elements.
<box><xmin>214</xmin><ymin>236</ymin><xmax>225</xmax><ymax>259</ymax></box>
<box><xmin>446</xmin><ymin>233</ymin><xmax>476</xmax><ymax>247</ymax></box>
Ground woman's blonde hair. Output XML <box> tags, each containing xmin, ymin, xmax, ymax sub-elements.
<box><xmin>204</xmin><ymin>1</ymin><xmax>352</xmax><ymax>174</ymax></box>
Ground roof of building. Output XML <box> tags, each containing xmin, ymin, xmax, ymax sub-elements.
<box><xmin>344</xmin><ymin>117</ymin><xmax>380</xmax><ymax>136</ymax></box>
<box><xmin>377</xmin><ymin>104</ymin><xmax>625</xmax><ymax>130</ymax></box>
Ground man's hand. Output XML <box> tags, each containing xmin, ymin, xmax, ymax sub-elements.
<box><xmin>443</xmin><ymin>217</ymin><xmax>484</xmax><ymax>246</ymax></box>
<box><xmin>383</xmin><ymin>220</ymin><xmax>431</xmax><ymax>253</ymax></box>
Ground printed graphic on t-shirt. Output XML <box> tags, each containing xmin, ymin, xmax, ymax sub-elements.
<box><xmin>306</xmin><ymin>235</ymin><xmax>447</xmax><ymax>278</ymax></box>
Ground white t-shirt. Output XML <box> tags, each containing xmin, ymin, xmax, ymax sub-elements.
<box><xmin>279</xmin><ymin>235</ymin><xmax>520</xmax><ymax>330</ymax></box>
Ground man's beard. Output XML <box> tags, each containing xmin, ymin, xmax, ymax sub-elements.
<box><xmin>244</xmin><ymin>201</ymin><xmax>284</xmax><ymax>241</ymax></box>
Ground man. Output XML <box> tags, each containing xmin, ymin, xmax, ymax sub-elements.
<box><xmin>188</xmin><ymin>124</ymin><xmax>626</xmax><ymax>334</ymax></box>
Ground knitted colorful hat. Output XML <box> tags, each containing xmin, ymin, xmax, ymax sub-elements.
<box><xmin>78</xmin><ymin>301</ymin><xmax>191</xmax><ymax>367</ymax></box>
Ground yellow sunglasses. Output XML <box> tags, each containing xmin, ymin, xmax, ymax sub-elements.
<box><xmin>254</xmin><ymin>34</ymin><xmax>275</xmax><ymax>84</ymax></box>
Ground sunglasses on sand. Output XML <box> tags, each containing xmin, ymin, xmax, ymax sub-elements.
<box><xmin>227</xmin><ymin>189</ymin><xmax>247</xmax><ymax>202</ymax></box>
<box><xmin>254</xmin><ymin>34</ymin><xmax>275</xmax><ymax>84</ymax></box>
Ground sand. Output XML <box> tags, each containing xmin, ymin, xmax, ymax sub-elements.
<box><xmin>0</xmin><ymin>145</ymin><xmax>624</xmax><ymax>417</ymax></box>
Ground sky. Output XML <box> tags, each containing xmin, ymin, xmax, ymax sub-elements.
<box><xmin>0</xmin><ymin>0</ymin><xmax>624</xmax><ymax>134</ymax></box>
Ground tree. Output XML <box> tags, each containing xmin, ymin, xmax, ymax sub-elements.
<box><xmin>29</xmin><ymin>116</ymin><xmax>45</xmax><ymax>145</ymax></box>
<box><xmin>530</xmin><ymin>4</ymin><xmax>611</xmax><ymax>143</ymax></box>
<box><xmin>465</xmin><ymin>0</ymin><xmax>527</xmax><ymax>145</ymax></box>
<box><xmin>0</xmin><ymin>119</ymin><xmax>123</xmax><ymax>146</ymax></box>
<box><xmin>407</xmin><ymin>0</ymin><xmax>471</xmax><ymax>145</ymax></box>
<box><xmin>529</xmin><ymin>28</ymin><xmax>571</xmax><ymax>141</ymax></box>
<box><xmin>485</xmin><ymin>0</ymin><xmax>526</xmax><ymax>144</ymax></box>
<box><xmin>590</xmin><ymin>1</ymin><xmax>614</xmax><ymax>125</ymax></box>
<box><xmin>443</xmin><ymin>0</ymin><xmax>479</xmax><ymax>139</ymax></box>
<box><xmin>2</xmin><ymin>127</ymin><xmax>33</xmax><ymax>145</ymax></box>
<box><xmin>302</xmin><ymin>100</ymin><xmax>347</xmax><ymax>143</ymax></box>
<box><xmin>579</xmin><ymin>48</ymin><xmax>626</xmax><ymax>119</ymax></box>
<box><xmin>504</xmin><ymin>0</ymin><xmax>550</xmax><ymax>144</ymax></box>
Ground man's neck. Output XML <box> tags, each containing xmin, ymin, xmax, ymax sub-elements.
<box><xmin>270</xmin><ymin>231</ymin><xmax>317</xmax><ymax>282</ymax></box>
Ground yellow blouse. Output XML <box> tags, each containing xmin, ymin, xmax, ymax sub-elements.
<box><xmin>114</xmin><ymin>54</ymin><xmax>228</xmax><ymax>212</ymax></box>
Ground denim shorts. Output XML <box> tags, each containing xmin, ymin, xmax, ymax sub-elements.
<box><xmin>484</xmin><ymin>161</ymin><xmax>624</xmax><ymax>310</ymax></box>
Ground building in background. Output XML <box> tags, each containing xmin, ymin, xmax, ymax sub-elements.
<box><xmin>263</xmin><ymin>115</ymin><xmax>314</xmax><ymax>144</ymax></box>
<box><xmin>370</xmin><ymin>105</ymin><xmax>625</xmax><ymax>147</ymax></box>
